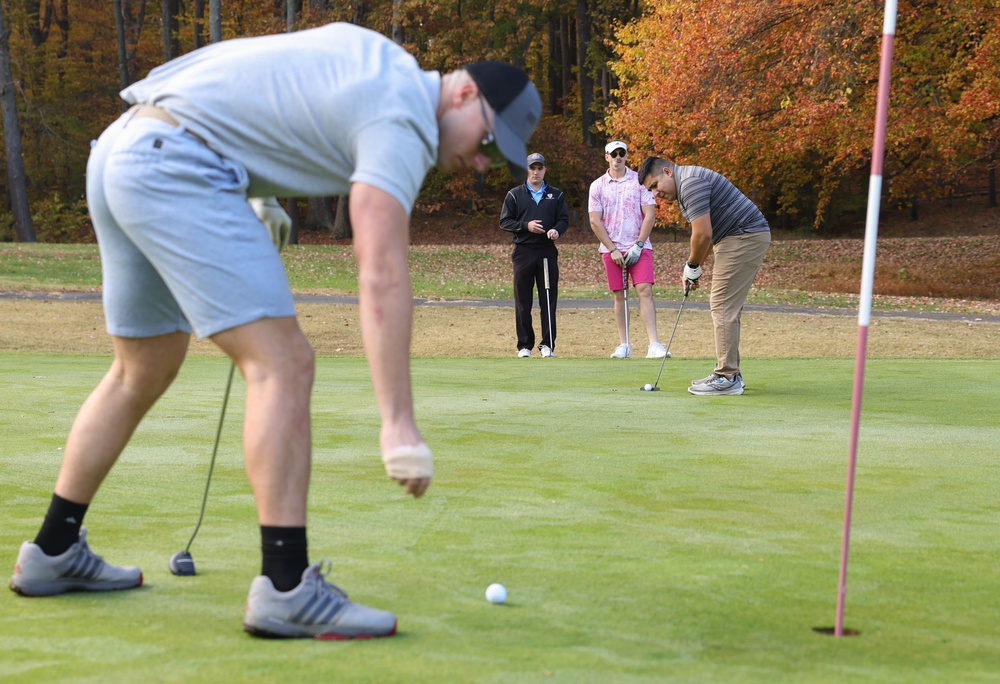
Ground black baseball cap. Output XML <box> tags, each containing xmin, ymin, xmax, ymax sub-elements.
<box><xmin>465</xmin><ymin>62</ymin><xmax>542</xmax><ymax>181</ymax></box>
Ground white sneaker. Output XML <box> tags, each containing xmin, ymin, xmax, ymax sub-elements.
<box><xmin>540</xmin><ymin>345</ymin><xmax>554</xmax><ymax>358</ymax></box>
<box><xmin>610</xmin><ymin>343</ymin><xmax>631</xmax><ymax>359</ymax></box>
<box><xmin>517</xmin><ymin>348</ymin><xmax>531</xmax><ymax>358</ymax></box>
<box><xmin>646</xmin><ymin>342</ymin><xmax>667</xmax><ymax>358</ymax></box>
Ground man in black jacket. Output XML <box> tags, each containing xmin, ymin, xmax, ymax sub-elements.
<box><xmin>500</xmin><ymin>153</ymin><xmax>569</xmax><ymax>357</ymax></box>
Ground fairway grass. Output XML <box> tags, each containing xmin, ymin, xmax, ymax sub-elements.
<box><xmin>1</xmin><ymin>355</ymin><xmax>998</xmax><ymax>682</ymax></box>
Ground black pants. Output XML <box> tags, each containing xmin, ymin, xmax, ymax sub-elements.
<box><xmin>512</xmin><ymin>243</ymin><xmax>558</xmax><ymax>351</ymax></box>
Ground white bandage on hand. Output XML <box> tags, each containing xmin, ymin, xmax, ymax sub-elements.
<box><xmin>248</xmin><ymin>197</ymin><xmax>291</xmax><ymax>251</ymax></box>
<box><xmin>683</xmin><ymin>263</ymin><xmax>703</xmax><ymax>283</ymax></box>
<box><xmin>382</xmin><ymin>442</ymin><xmax>434</xmax><ymax>480</ymax></box>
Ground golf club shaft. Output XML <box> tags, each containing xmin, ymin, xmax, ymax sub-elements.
<box><xmin>652</xmin><ymin>282</ymin><xmax>691</xmax><ymax>388</ymax></box>
<box><xmin>622</xmin><ymin>268</ymin><xmax>629</xmax><ymax>350</ymax></box>
<box><xmin>184</xmin><ymin>361</ymin><xmax>236</xmax><ymax>554</ymax></box>
<box><xmin>543</xmin><ymin>258</ymin><xmax>554</xmax><ymax>350</ymax></box>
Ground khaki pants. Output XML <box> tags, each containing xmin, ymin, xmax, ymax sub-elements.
<box><xmin>709</xmin><ymin>231</ymin><xmax>770</xmax><ymax>378</ymax></box>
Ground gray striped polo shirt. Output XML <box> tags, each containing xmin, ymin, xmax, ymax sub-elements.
<box><xmin>674</xmin><ymin>165</ymin><xmax>769</xmax><ymax>244</ymax></box>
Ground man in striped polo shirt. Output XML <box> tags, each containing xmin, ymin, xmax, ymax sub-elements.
<box><xmin>638</xmin><ymin>156</ymin><xmax>771</xmax><ymax>396</ymax></box>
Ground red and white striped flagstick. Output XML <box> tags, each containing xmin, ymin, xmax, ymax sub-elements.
<box><xmin>835</xmin><ymin>0</ymin><xmax>899</xmax><ymax>638</ymax></box>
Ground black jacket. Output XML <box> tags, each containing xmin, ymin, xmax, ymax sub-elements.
<box><xmin>499</xmin><ymin>183</ymin><xmax>570</xmax><ymax>246</ymax></box>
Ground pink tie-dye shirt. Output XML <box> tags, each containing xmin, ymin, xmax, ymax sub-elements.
<box><xmin>587</xmin><ymin>167</ymin><xmax>657</xmax><ymax>253</ymax></box>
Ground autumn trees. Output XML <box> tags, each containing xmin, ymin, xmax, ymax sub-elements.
<box><xmin>609</xmin><ymin>0</ymin><xmax>1000</xmax><ymax>230</ymax></box>
<box><xmin>0</xmin><ymin>0</ymin><xmax>998</xmax><ymax>241</ymax></box>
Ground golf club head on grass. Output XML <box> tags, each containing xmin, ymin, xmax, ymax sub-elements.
<box><xmin>169</xmin><ymin>550</ymin><xmax>196</xmax><ymax>576</ymax></box>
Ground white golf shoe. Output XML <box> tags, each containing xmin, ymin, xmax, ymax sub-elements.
<box><xmin>610</xmin><ymin>343</ymin><xmax>631</xmax><ymax>359</ymax></box>
<box><xmin>646</xmin><ymin>342</ymin><xmax>667</xmax><ymax>358</ymax></box>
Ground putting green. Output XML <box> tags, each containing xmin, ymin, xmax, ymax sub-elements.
<box><xmin>1</xmin><ymin>355</ymin><xmax>998</xmax><ymax>682</ymax></box>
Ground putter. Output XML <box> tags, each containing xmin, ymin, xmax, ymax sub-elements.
<box><xmin>641</xmin><ymin>281</ymin><xmax>691</xmax><ymax>391</ymax></box>
<box><xmin>543</xmin><ymin>257</ymin><xmax>554</xmax><ymax>353</ymax></box>
<box><xmin>622</xmin><ymin>268</ymin><xmax>630</xmax><ymax>356</ymax></box>
<box><xmin>169</xmin><ymin>362</ymin><xmax>236</xmax><ymax>576</ymax></box>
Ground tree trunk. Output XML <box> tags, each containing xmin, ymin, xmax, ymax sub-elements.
<box><xmin>283</xmin><ymin>0</ymin><xmax>299</xmax><ymax>243</ymax></box>
<box><xmin>392</xmin><ymin>0</ymin><xmax>404</xmax><ymax>45</ymax></box>
<box><xmin>989</xmin><ymin>153</ymin><xmax>997</xmax><ymax>208</ymax></box>
<box><xmin>209</xmin><ymin>0</ymin><xmax>221</xmax><ymax>43</ymax></box>
<box><xmin>575</xmin><ymin>0</ymin><xmax>594</xmax><ymax>146</ymax></box>
<box><xmin>560</xmin><ymin>15</ymin><xmax>571</xmax><ymax>109</ymax></box>
<box><xmin>114</xmin><ymin>0</ymin><xmax>129</xmax><ymax>109</ymax></box>
<box><xmin>161</xmin><ymin>0</ymin><xmax>180</xmax><ymax>62</ymax></box>
<box><xmin>305</xmin><ymin>197</ymin><xmax>335</xmax><ymax>232</ymax></box>
<box><xmin>547</xmin><ymin>17</ymin><xmax>559</xmax><ymax>114</ymax></box>
<box><xmin>26</xmin><ymin>0</ymin><xmax>53</xmax><ymax>47</ymax></box>
<box><xmin>193</xmin><ymin>0</ymin><xmax>205</xmax><ymax>49</ymax></box>
<box><xmin>287</xmin><ymin>198</ymin><xmax>299</xmax><ymax>246</ymax></box>
<box><xmin>0</xmin><ymin>1</ymin><xmax>36</xmax><ymax>242</ymax></box>
<box><xmin>332</xmin><ymin>195</ymin><xmax>352</xmax><ymax>239</ymax></box>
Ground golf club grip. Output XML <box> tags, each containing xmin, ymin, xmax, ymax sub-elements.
<box><xmin>543</xmin><ymin>258</ymin><xmax>550</xmax><ymax>289</ymax></box>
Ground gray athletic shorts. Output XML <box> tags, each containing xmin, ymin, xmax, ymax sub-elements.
<box><xmin>86</xmin><ymin>110</ymin><xmax>295</xmax><ymax>339</ymax></box>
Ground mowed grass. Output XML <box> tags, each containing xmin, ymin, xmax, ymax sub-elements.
<box><xmin>1</xmin><ymin>355</ymin><xmax>998</xmax><ymax>683</ymax></box>
<box><xmin>3</xmin><ymin>242</ymin><xmax>998</xmax><ymax>316</ymax></box>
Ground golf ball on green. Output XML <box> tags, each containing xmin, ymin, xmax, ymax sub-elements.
<box><xmin>485</xmin><ymin>583</ymin><xmax>506</xmax><ymax>604</ymax></box>
<box><xmin>643</xmin><ymin>384</ymin><xmax>653</xmax><ymax>391</ymax></box>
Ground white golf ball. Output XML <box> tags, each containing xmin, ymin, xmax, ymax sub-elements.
<box><xmin>485</xmin><ymin>583</ymin><xmax>507</xmax><ymax>604</ymax></box>
<box><xmin>643</xmin><ymin>384</ymin><xmax>653</xmax><ymax>391</ymax></box>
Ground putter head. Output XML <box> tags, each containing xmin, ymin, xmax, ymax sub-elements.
<box><xmin>169</xmin><ymin>550</ymin><xmax>196</xmax><ymax>576</ymax></box>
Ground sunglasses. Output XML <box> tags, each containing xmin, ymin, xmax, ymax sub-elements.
<box><xmin>608</xmin><ymin>148</ymin><xmax>627</xmax><ymax>159</ymax></box>
<box><xmin>478</xmin><ymin>96</ymin><xmax>507</xmax><ymax>169</ymax></box>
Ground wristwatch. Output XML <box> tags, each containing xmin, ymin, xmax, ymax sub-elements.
<box><xmin>687</xmin><ymin>261</ymin><xmax>699</xmax><ymax>268</ymax></box>
<box><xmin>637</xmin><ymin>241</ymin><xmax>645</xmax><ymax>248</ymax></box>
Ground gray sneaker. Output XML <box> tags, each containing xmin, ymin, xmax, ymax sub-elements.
<box><xmin>690</xmin><ymin>373</ymin><xmax>719</xmax><ymax>386</ymax></box>
<box><xmin>244</xmin><ymin>561</ymin><xmax>397</xmax><ymax>640</ymax></box>
<box><xmin>9</xmin><ymin>529</ymin><xmax>142</xmax><ymax>596</ymax></box>
<box><xmin>688</xmin><ymin>374</ymin><xmax>745</xmax><ymax>396</ymax></box>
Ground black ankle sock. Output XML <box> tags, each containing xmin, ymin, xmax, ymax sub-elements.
<box><xmin>34</xmin><ymin>493</ymin><xmax>89</xmax><ymax>556</ymax></box>
<box><xmin>261</xmin><ymin>526</ymin><xmax>309</xmax><ymax>592</ymax></box>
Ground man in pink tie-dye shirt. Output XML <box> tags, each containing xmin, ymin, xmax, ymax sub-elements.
<box><xmin>588</xmin><ymin>140</ymin><xmax>666</xmax><ymax>359</ymax></box>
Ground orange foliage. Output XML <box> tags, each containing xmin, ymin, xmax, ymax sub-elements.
<box><xmin>608</xmin><ymin>0</ymin><xmax>1000</xmax><ymax>231</ymax></box>
<box><xmin>4</xmin><ymin>0</ymin><xmax>999</xmax><ymax>240</ymax></box>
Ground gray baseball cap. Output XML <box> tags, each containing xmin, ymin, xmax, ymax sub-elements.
<box><xmin>465</xmin><ymin>62</ymin><xmax>542</xmax><ymax>182</ymax></box>
<box><xmin>526</xmin><ymin>153</ymin><xmax>546</xmax><ymax>167</ymax></box>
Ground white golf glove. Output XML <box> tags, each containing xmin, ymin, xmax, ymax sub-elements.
<box><xmin>382</xmin><ymin>442</ymin><xmax>434</xmax><ymax>480</ymax></box>
<box><xmin>683</xmin><ymin>262</ymin><xmax>703</xmax><ymax>283</ymax></box>
<box><xmin>624</xmin><ymin>243</ymin><xmax>643</xmax><ymax>266</ymax></box>
<box><xmin>248</xmin><ymin>197</ymin><xmax>291</xmax><ymax>251</ymax></box>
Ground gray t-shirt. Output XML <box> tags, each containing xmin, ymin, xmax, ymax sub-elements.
<box><xmin>674</xmin><ymin>165</ymin><xmax>769</xmax><ymax>244</ymax></box>
<box><xmin>121</xmin><ymin>23</ymin><xmax>440</xmax><ymax>214</ymax></box>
